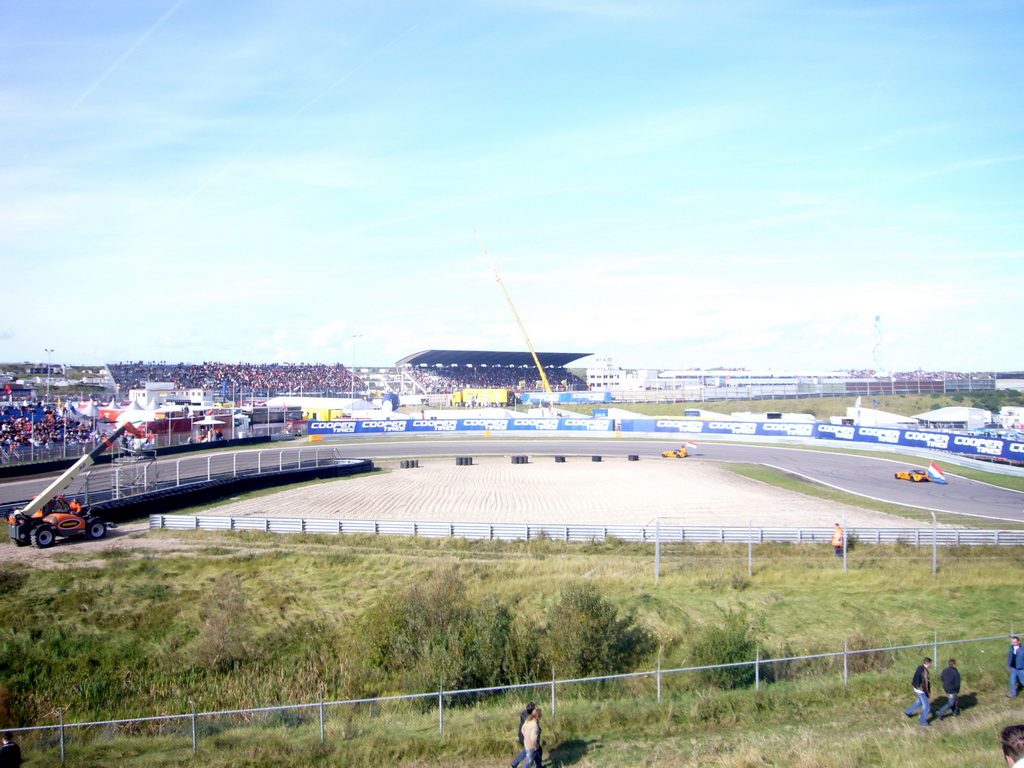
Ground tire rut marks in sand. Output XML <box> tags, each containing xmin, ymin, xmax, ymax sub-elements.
<box><xmin>200</xmin><ymin>458</ymin><xmax>925</xmax><ymax>528</ymax></box>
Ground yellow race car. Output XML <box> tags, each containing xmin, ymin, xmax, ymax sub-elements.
<box><xmin>662</xmin><ymin>447</ymin><xmax>688</xmax><ymax>458</ymax></box>
<box><xmin>895</xmin><ymin>468</ymin><xmax>930</xmax><ymax>482</ymax></box>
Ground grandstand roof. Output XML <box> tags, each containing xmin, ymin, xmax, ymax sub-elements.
<box><xmin>395</xmin><ymin>350</ymin><xmax>592</xmax><ymax>368</ymax></box>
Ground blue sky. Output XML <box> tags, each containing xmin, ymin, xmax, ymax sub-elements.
<box><xmin>2</xmin><ymin>0</ymin><xmax>1022</xmax><ymax>372</ymax></box>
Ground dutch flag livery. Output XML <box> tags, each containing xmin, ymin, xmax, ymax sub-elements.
<box><xmin>927</xmin><ymin>462</ymin><xmax>947</xmax><ymax>484</ymax></box>
<box><xmin>685</xmin><ymin>441</ymin><xmax>698</xmax><ymax>450</ymax></box>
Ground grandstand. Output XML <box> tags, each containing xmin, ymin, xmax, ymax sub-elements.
<box><xmin>103</xmin><ymin>357</ymin><xmax>1006</xmax><ymax>405</ymax></box>
<box><xmin>108</xmin><ymin>351</ymin><xmax>591</xmax><ymax>400</ymax></box>
<box><xmin>395</xmin><ymin>349</ymin><xmax>590</xmax><ymax>395</ymax></box>
<box><xmin>108</xmin><ymin>362</ymin><xmax>366</xmax><ymax>400</ymax></box>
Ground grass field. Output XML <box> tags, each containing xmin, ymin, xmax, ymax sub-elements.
<box><xmin>3</xmin><ymin>519</ymin><xmax>1024</xmax><ymax>767</ymax></box>
<box><xmin>557</xmin><ymin>391</ymin><xmax>1023</xmax><ymax>423</ymax></box>
<box><xmin>4</xmin><ymin>406</ymin><xmax>1024</xmax><ymax>767</ymax></box>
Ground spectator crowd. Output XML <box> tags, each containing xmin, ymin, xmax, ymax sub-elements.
<box><xmin>0</xmin><ymin>405</ymin><xmax>97</xmax><ymax>452</ymax></box>
<box><xmin>405</xmin><ymin>365</ymin><xmax>585</xmax><ymax>394</ymax></box>
<box><xmin>109</xmin><ymin>362</ymin><xmax>365</xmax><ymax>396</ymax></box>
<box><xmin>109</xmin><ymin>361</ymin><xmax>585</xmax><ymax>397</ymax></box>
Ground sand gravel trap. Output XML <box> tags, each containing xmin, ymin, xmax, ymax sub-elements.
<box><xmin>202</xmin><ymin>456</ymin><xmax>921</xmax><ymax>528</ymax></box>
<box><xmin>1</xmin><ymin>456</ymin><xmax>928</xmax><ymax>568</ymax></box>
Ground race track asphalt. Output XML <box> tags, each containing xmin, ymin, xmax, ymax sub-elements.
<box><xmin>2</xmin><ymin>438</ymin><xmax>1022</xmax><ymax>522</ymax></box>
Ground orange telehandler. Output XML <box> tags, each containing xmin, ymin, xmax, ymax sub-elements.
<box><xmin>7</xmin><ymin>421</ymin><xmax>144</xmax><ymax>549</ymax></box>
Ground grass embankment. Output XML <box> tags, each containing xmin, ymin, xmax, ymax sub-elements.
<box><xmin>558</xmin><ymin>391</ymin><xmax>1023</xmax><ymax>422</ymax></box>
<box><xmin>3</xmin><ymin>530</ymin><xmax>1024</xmax><ymax>767</ymax></box>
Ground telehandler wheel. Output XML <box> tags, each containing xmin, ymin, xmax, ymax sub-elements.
<box><xmin>14</xmin><ymin>540</ymin><xmax>30</xmax><ymax>547</ymax></box>
<box><xmin>86</xmin><ymin>520</ymin><xmax>107</xmax><ymax>540</ymax></box>
<box><xmin>31</xmin><ymin>525</ymin><xmax>56</xmax><ymax>549</ymax></box>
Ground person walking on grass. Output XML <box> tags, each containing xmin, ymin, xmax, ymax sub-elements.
<box><xmin>905</xmin><ymin>657</ymin><xmax>932</xmax><ymax>726</ymax></box>
<box><xmin>0</xmin><ymin>732</ymin><xmax>20</xmax><ymax>768</ymax></box>
<box><xmin>1001</xmin><ymin>724</ymin><xmax>1024</xmax><ymax>767</ymax></box>
<box><xmin>1009</xmin><ymin>636</ymin><xmax>1024</xmax><ymax>697</ymax></box>
<box><xmin>831</xmin><ymin>523</ymin><xmax>844</xmax><ymax>559</ymax></box>
<box><xmin>511</xmin><ymin>701</ymin><xmax>536</xmax><ymax>768</ymax></box>
<box><xmin>520</xmin><ymin>707</ymin><xmax>543</xmax><ymax>768</ymax></box>
<box><xmin>935</xmin><ymin>658</ymin><xmax>961</xmax><ymax>719</ymax></box>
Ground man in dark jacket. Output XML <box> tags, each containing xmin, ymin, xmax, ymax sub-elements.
<box><xmin>904</xmin><ymin>657</ymin><xmax>932</xmax><ymax>725</ymax></box>
<box><xmin>1009</xmin><ymin>636</ymin><xmax>1024</xmax><ymax>697</ymax></box>
<box><xmin>935</xmin><ymin>659</ymin><xmax>961</xmax><ymax>719</ymax></box>
<box><xmin>0</xmin><ymin>732</ymin><xmax>20</xmax><ymax>768</ymax></box>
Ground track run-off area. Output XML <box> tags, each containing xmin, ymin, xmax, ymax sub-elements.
<box><xmin>3</xmin><ymin>438</ymin><xmax>1022</xmax><ymax>524</ymax></box>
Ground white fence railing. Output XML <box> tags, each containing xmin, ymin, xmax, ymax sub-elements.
<box><xmin>148</xmin><ymin>515</ymin><xmax>1024</xmax><ymax>546</ymax></box>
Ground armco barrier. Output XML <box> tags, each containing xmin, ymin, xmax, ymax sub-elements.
<box><xmin>90</xmin><ymin>459</ymin><xmax>374</xmax><ymax>522</ymax></box>
<box><xmin>148</xmin><ymin>516</ymin><xmax>1024</xmax><ymax>547</ymax></box>
<box><xmin>0</xmin><ymin>435</ymin><xmax>281</xmax><ymax>480</ymax></box>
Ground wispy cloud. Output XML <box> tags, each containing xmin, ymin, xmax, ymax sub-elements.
<box><xmin>71</xmin><ymin>0</ymin><xmax>188</xmax><ymax>109</ymax></box>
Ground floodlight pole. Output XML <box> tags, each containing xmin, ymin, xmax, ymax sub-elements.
<box><xmin>350</xmin><ymin>334</ymin><xmax>362</xmax><ymax>399</ymax></box>
<box><xmin>45</xmin><ymin>348</ymin><xmax>54</xmax><ymax>401</ymax></box>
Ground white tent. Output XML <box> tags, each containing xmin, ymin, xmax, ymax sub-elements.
<box><xmin>77</xmin><ymin>401</ymin><xmax>101</xmax><ymax>418</ymax></box>
<box><xmin>914</xmin><ymin>406</ymin><xmax>991</xmax><ymax>430</ymax></box>
<box><xmin>838</xmin><ymin>407</ymin><xmax>919</xmax><ymax>427</ymax></box>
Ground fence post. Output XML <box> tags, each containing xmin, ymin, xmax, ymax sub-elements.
<box><xmin>206</xmin><ymin>456</ymin><xmax>212</xmax><ymax>482</ymax></box>
<box><xmin>551</xmin><ymin>666</ymin><xmax>557</xmax><ymax>722</ymax></box>
<box><xmin>755</xmin><ymin>647</ymin><xmax>760</xmax><ymax>692</ymax></box>
<box><xmin>190</xmin><ymin>699</ymin><xmax>197</xmax><ymax>754</ymax></box>
<box><xmin>748</xmin><ymin>517</ymin><xmax>753</xmax><ymax>578</ymax></box>
<box><xmin>319</xmin><ymin>693</ymin><xmax>325</xmax><ymax>745</ymax></box>
<box><xmin>844</xmin><ymin>637</ymin><xmax>849</xmax><ymax>686</ymax></box>
<box><xmin>934</xmin><ymin>630</ymin><xmax>939</xmax><ymax>667</ymax></box>
<box><xmin>842</xmin><ymin>514</ymin><xmax>847</xmax><ymax>572</ymax></box>
<box><xmin>438</xmin><ymin>679</ymin><xmax>444</xmax><ymax>738</ymax></box>
<box><xmin>654</xmin><ymin>516</ymin><xmax>661</xmax><ymax>585</ymax></box>
<box><xmin>657</xmin><ymin>648</ymin><xmax>662</xmax><ymax>704</ymax></box>
<box><xmin>59</xmin><ymin>706</ymin><xmax>65</xmax><ymax>764</ymax></box>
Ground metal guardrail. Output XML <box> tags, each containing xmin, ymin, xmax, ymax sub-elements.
<box><xmin>148</xmin><ymin>516</ymin><xmax>1024</xmax><ymax>547</ymax></box>
<box><xmin>0</xmin><ymin>447</ymin><xmax>364</xmax><ymax>517</ymax></box>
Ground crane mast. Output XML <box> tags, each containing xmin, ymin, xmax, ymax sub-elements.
<box><xmin>476</xmin><ymin>234</ymin><xmax>553</xmax><ymax>394</ymax></box>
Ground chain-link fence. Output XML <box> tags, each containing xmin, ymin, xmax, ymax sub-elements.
<box><xmin>148</xmin><ymin>513</ymin><xmax>1024</xmax><ymax>579</ymax></box>
<box><xmin>652</xmin><ymin>511</ymin><xmax>1024</xmax><ymax>581</ymax></box>
<box><xmin>3</xmin><ymin>631</ymin><xmax>1013</xmax><ymax>766</ymax></box>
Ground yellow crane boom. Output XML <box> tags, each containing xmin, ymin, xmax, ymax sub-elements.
<box><xmin>476</xmin><ymin>234</ymin><xmax>552</xmax><ymax>394</ymax></box>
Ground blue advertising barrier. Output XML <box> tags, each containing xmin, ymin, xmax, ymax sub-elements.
<box><xmin>309</xmin><ymin>418</ymin><xmax>1024</xmax><ymax>461</ymax></box>
<box><xmin>521</xmin><ymin>392</ymin><xmax>612</xmax><ymax>404</ymax></box>
<box><xmin>308</xmin><ymin>417</ymin><xmax>615</xmax><ymax>436</ymax></box>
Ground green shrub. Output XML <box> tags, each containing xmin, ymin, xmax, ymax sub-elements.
<box><xmin>0</xmin><ymin>567</ymin><xmax>27</xmax><ymax>595</ymax></box>
<box><xmin>543</xmin><ymin>583</ymin><xmax>655</xmax><ymax>678</ymax></box>
<box><xmin>352</xmin><ymin>567</ymin><xmax>529</xmax><ymax>696</ymax></box>
<box><xmin>689</xmin><ymin>608</ymin><xmax>759</xmax><ymax>690</ymax></box>
<box><xmin>194</xmin><ymin>576</ymin><xmax>255</xmax><ymax>672</ymax></box>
